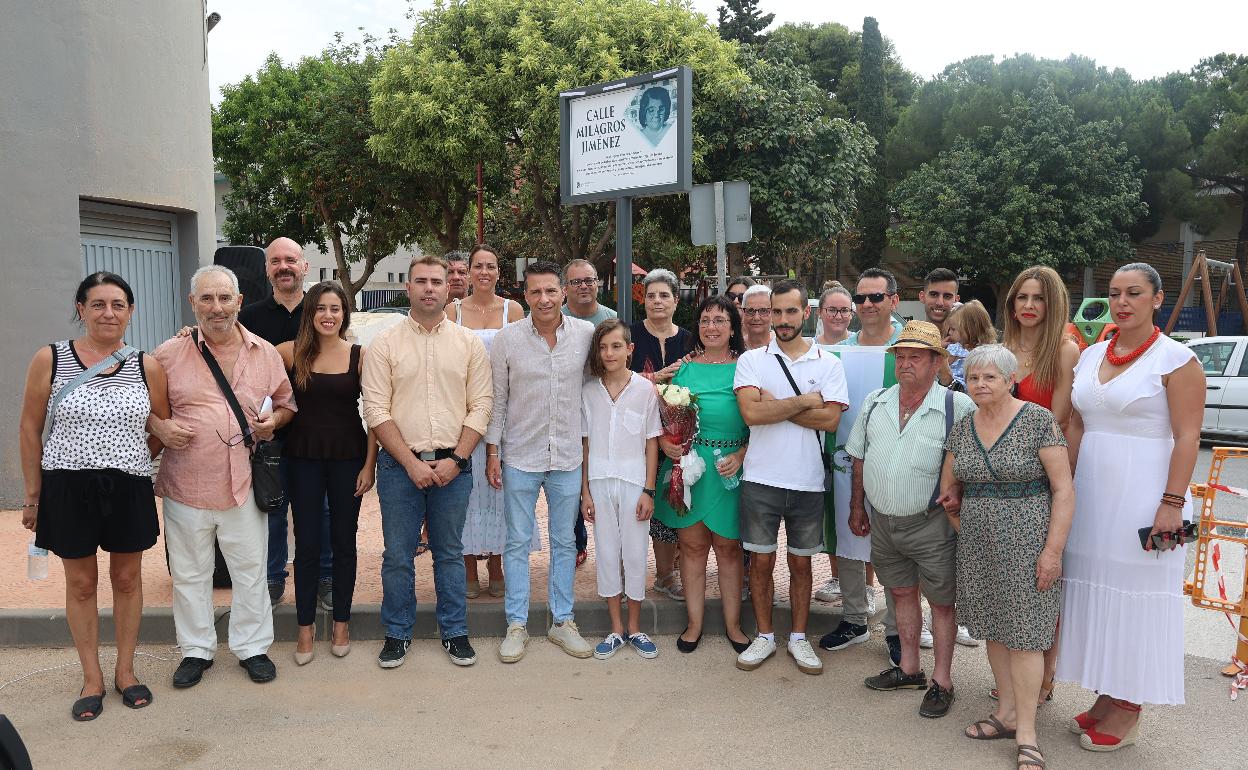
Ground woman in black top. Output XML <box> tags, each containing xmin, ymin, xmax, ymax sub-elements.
<box><xmin>276</xmin><ymin>282</ymin><xmax>377</xmax><ymax>664</ymax></box>
<box><xmin>628</xmin><ymin>268</ymin><xmax>693</xmax><ymax>599</ymax></box>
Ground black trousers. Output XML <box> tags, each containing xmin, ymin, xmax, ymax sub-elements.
<box><xmin>286</xmin><ymin>456</ymin><xmax>364</xmax><ymax>625</ymax></box>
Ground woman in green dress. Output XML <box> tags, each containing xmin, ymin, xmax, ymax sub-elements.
<box><xmin>655</xmin><ymin>295</ymin><xmax>750</xmax><ymax>654</ymax></box>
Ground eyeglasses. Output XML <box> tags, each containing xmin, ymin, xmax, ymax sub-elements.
<box><xmin>216</xmin><ymin>429</ymin><xmax>248</xmax><ymax>447</ymax></box>
<box><xmin>725</xmin><ymin>292</ymin><xmax>742</xmax><ymax>302</ymax></box>
<box><xmin>567</xmin><ymin>278</ymin><xmax>598</xmax><ymax>288</ymax></box>
<box><xmin>852</xmin><ymin>292</ymin><xmax>894</xmax><ymax>304</ymax></box>
<box><xmin>822</xmin><ymin>307</ymin><xmax>853</xmax><ymax>317</ymax></box>
<box><xmin>742</xmin><ymin>308</ymin><xmax>772</xmax><ymax>317</ymax></box>
<box><xmin>698</xmin><ymin>317</ymin><xmax>731</xmax><ymax>327</ymax></box>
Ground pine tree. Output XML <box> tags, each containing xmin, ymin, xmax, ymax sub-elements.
<box><xmin>716</xmin><ymin>0</ymin><xmax>775</xmax><ymax>46</ymax></box>
<box><xmin>854</xmin><ymin>16</ymin><xmax>888</xmax><ymax>268</ymax></box>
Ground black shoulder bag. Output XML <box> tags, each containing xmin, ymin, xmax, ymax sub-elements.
<box><xmin>774</xmin><ymin>354</ymin><xmax>832</xmax><ymax>472</ymax></box>
<box><xmin>192</xmin><ymin>330</ymin><xmax>285</xmax><ymax>512</ymax></box>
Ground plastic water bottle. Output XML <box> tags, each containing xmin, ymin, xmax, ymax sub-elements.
<box><xmin>27</xmin><ymin>534</ymin><xmax>49</xmax><ymax>581</ymax></box>
<box><xmin>714</xmin><ymin>449</ymin><xmax>741</xmax><ymax>490</ymax></box>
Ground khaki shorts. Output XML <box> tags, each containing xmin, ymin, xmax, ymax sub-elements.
<box><xmin>869</xmin><ymin>507</ymin><xmax>957</xmax><ymax>606</ymax></box>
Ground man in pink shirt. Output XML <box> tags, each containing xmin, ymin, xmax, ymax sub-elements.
<box><xmin>151</xmin><ymin>265</ymin><xmax>296</xmax><ymax>688</ymax></box>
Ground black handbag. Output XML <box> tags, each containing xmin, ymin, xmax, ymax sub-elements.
<box><xmin>191</xmin><ymin>331</ymin><xmax>286</xmax><ymax>512</ymax></box>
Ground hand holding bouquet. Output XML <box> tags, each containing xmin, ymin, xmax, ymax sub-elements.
<box><xmin>656</xmin><ymin>383</ymin><xmax>699</xmax><ymax>514</ymax></box>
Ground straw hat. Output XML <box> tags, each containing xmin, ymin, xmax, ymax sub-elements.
<box><xmin>887</xmin><ymin>320</ymin><xmax>950</xmax><ymax>357</ymax></box>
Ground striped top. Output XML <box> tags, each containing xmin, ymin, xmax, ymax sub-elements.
<box><xmin>845</xmin><ymin>382</ymin><xmax>976</xmax><ymax>516</ymax></box>
<box><xmin>43</xmin><ymin>340</ymin><xmax>151</xmax><ymax>476</ymax></box>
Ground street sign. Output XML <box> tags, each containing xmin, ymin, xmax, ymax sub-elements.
<box><xmin>690</xmin><ymin>181</ymin><xmax>752</xmax><ymax>246</ymax></box>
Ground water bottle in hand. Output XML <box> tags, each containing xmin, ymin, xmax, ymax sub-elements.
<box><xmin>714</xmin><ymin>449</ymin><xmax>740</xmax><ymax>490</ymax></box>
<box><xmin>27</xmin><ymin>534</ymin><xmax>49</xmax><ymax>581</ymax></box>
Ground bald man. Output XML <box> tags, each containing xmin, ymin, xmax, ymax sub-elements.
<box><xmin>238</xmin><ymin>237</ymin><xmax>334</xmax><ymax>608</ymax></box>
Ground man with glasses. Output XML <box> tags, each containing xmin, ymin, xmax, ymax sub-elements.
<box><xmin>561</xmin><ymin>259</ymin><xmax>618</xmax><ymax>326</ymax></box>
<box><xmin>734</xmin><ymin>280</ymin><xmax>848</xmax><ymax>675</ymax></box>
<box><xmin>741</xmin><ymin>284</ymin><xmax>774</xmax><ymax>350</ymax></box>
<box><xmin>846</xmin><ymin>268</ymin><xmax>904</xmax><ymax>347</ymax></box>
<box><xmin>918</xmin><ymin>268</ymin><xmax>960</xmax><ymax>337</ymax></box>
<box><xmin>725</xmin><ymin>276</ymin><xmax>755</xmax><ymax>306</ymax></box>
<box><xmin>153</xmin><ymin>265</ymin><xmax>295</xmax><ymax>688</ymax></box>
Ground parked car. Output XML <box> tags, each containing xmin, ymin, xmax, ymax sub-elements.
<box><xmin>1187</xmin><ymin>336</ymin><xmax>1248</xmax><ymax>438</ymax></box>
<box><xmin>366</xmin><ymin>306</ymin><xmax>409</xmax><ymax>314</ymax></box>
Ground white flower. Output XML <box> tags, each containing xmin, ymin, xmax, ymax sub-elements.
<box><xmin>659</xmin><ymin>384</ymin><xmax>692</xmax><ymax>408</ymax></box>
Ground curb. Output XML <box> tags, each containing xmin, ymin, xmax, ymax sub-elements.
<box><xmin>0</xmin><ymin>600</ymin><xmax>849</xmax><ymax>647</ymax></box>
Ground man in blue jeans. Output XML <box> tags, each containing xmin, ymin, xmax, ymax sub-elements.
<box><xmin>361</xmin><ymin>255</ymin><xmax>493</xmax><ymax>669</ymax></box>
<box><xmin>486</xmin><ymin>260</ymin><xmax>595</xmax><ymax>663</ymax></box>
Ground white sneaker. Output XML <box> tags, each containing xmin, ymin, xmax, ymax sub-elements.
<box><xmin>548</xmin><ymin>620</ymin><xmax>593</xmax><ymax>659</ymax></box>
<box><xmin>919</xmin><ymin>617</ymin><xmax>934</xmax><ymax>649</ymax></box>
<box><xmin>866</xmin><ymin>591</ymin><xmax>878</xmax><ymax>616</ymax></box>
<box><xmin>814</xmin><ymin>577</ymin><xmax>842</xmax><ymax>602</ymax></box>
<box><xmin>787</xmin><ymin>638</ymin><xmax>823</xmax><ymax>675</ymax></box>
<box><xmin>735</xmin><ymin>636</ymin><xmax>777</xmax><ymax>671</ymax></box>
<box><xmin>499</xmin><ymin>623</ymin><xmax>529</xmax><ymax>663</ymax></box>
<box><xmin>956</xmin><ymin>625</ymin><xmax>980</xmax><ymax>647</ymax></box>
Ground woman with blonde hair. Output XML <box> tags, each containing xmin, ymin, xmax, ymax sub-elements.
<box><xmin>946</xmin><ymin>300</ymin><xmax>998</xmax><ymax>388</ymax></box>
<box><xmin>1000</xmin><ymin>265</ymin><xmax>1079</xmax><ymax>706</ymax></box>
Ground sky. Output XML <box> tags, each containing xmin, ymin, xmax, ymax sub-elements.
<box><xmin>206</xmin><ymin>0</ymin><xmax>1246</xmax><ymax>103</ymax></box>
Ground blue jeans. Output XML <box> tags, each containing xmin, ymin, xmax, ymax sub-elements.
<box><xmin>377</xmin><ymin>449</ymin><xmax>471</xmax><ymax>641</ymax></box>
<box><xmin>502</xmin><ymin>464</ymin><xmax>581</xmax><ymax>625</ymax></box>
<box><xmin>267</xmin><ymin>458</ymin><xmax>333</xmax><ymax>583</ymax></box>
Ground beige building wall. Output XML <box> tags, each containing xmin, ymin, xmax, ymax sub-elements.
<box><xmin>0</xmin><ymin>2</ymin><xmax>218</xmax><ymax>504</ymax></box>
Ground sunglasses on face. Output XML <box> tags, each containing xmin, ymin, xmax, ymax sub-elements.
<box><xmin>725</xmin><ymin>292</ymin><xmax>742</xmax><ymax>302</ymax></box>
<box><xmin>852</xmin><ymin>292</ymin><xmax>894</xmax><ymax>305</ymax></box>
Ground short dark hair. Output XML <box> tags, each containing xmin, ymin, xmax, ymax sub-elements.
<box><xmin>924</xmin><ymin>267</ymin><xmax>959</xmax><ymax>289</ymax></box>
<box><xmin>588</xmin><ymin>319</ymin><xmax>631</xmax><ymax>378</ymax></box>
<box><xmin>468</xmin><ymin>243</ymin><xmax>498</xmax><ymax>268</ymax></box>
<box><xmin>856</xmin><ymin>267</ymin><xmax>898</xmax><ymax>295</ymax></box>
<box><xmin>639</xmin><ymin>87</ymin><xmax>671</xmax><ymax>127</ymax></box>
<box><xmin>727</xmin><ymin>276</ymin><xmax>756</xmax><ymax>291</ymax></box>
<box><xmin>74</xmin><ymin>271</ymin><xmax>135</xmax><ymax>323</ymax></box>
<box><xmin>523</xmin><ymin>259</ymin><xmax>563</xmax><ymax>288</ymax></box>
<box><xmin>445</xmin><ymin>250</ymin><xmax>469</xmax><ymax>266</ymax></box>
<box><xmin>770</xmin><ymin>278</ymin><xmax>808</xmax><ymax>305</ymax></box>
<box><xmin>690</xmin><ymin>295</ymin><xmax>745</xmax><ymax>356</ymax></box>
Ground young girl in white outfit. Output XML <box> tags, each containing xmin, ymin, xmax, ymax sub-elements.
<box><xmin>581</xmin><ymin>320</ymin><xmax>662</xmax><ymax>659</ymax></box>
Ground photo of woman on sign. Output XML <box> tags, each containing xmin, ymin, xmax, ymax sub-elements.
<box><xmin>633</xmin><ymin>84</ymin><xmax>674</xmax><ymax>147</ymax></box>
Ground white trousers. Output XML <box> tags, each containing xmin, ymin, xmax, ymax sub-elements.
<box><xmin>163</xmin><ymin>496</ymin><xmax>274</xmax><ymax>660</ymax></box>
<box><xmin>589</xmin><ymin>478</ymin><xmax>649</xmax><ymax>602</ymax></box>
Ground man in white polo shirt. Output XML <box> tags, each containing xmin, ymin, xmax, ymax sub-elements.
<box><xmin>733</xmin><ymin>279</ymin><xmax>848</xmax><ymax>675</ymax></box>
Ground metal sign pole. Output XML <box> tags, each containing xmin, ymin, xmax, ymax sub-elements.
<box><xmin>714</xmin><ymin>181</ymin><xmax>727</xmax><ymax>295</ymax></box>
<box><xmin>616</xmin><ymin>196</ymin><xmax>633</xmax><ymax>324</ymax></box>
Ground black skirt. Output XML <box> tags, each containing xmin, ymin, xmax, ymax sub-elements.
<box><xmin>35</xmin><ymin>468</ymin><xmax>159</xmax><ymax>559</ymax></box>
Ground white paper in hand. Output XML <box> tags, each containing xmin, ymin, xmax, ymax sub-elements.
<box><xmin>259</xmin><ymin>396</ymin><xmax>273</xmax><ymax>418</ymax></box>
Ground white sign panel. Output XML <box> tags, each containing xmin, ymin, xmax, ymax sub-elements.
<box><xmin>567</xmin><ymin>79</ymin><xmax>679</xmax><ymax>198</ymax></box>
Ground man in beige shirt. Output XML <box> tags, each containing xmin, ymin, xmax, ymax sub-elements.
<box><xmin>361</xmin><ymin>255</ymin><xmax>492</xmax><ymax>669</ymax></box>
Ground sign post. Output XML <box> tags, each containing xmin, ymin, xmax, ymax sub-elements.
<box><xmin>560</xmin><ymin>66</ymin><xmax>694</xmax><ymax>323</ymax></box>
<box><xmin>690</xmin><ymin>180</ymin><xmax>752</xmax><ymax>293</ymax></box>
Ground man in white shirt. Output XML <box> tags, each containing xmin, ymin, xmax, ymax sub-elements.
<box><xmin>733</xmin><ymin>280</ymin><xmax>849</xmax><ymax>676</ymax></box>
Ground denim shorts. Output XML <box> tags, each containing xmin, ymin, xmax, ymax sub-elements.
<box><xmin>739</xmin><ymin>480</ymin><xmax>825</xmax><ymax>556</ymax></box>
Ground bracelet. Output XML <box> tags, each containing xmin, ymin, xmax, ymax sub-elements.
<box><xmin>22</xmin><ymin>503</ymin><xmax>38</xmax><ymax>508</ymax></box>
<box><xmin>1161</xmin><ymin>492</ymin><xmax>1185</xmax><ymax>501</ymax></box>
<box><xmin>1160</xmin><ymin>498</ymin><xmax>1184</xmax><ymax>509</ymax></box>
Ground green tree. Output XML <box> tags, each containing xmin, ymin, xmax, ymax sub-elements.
<box><xmin>891</xmin><ymin>80</ymin><xmax>1146</xmax><ymax>317</ymax></box>
<box><xmin>214</xmin><ymin>36</ymin><xmax>426</xmax><ymax>309</ymax></box>
<box><xmin>702</xmin><ymin>49</ymin><xmax>876</xmax><ymax>277</ymax></box>
<box><xmin>716</xmin><ymin>0</ymin><xmax>774</xmax><ymax>46</ymax></box>
<box><xmin>371</xmin><ymin>0</ymin><xmax>746</xmax><ymax>279</ymax></box>
<box><xmin>853</xmin><ymin>17</ymin><xmax>889</xmax><ymax>269</ymax></box>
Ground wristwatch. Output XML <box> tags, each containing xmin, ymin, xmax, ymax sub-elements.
<box><xmin>642</xmin><ymin>487</ymin><xmax>656</xmax><ymax>499</ymax></box>
<box><xmin>450</xmin><ymin>453</ymin><xmax>470</xmax><ymax>471</ymax></box>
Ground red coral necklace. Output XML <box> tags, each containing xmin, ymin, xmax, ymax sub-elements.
<box><xmin>1106</xmin><ymin>325</ymin><xmax>1160</xmax><ymax>366</ymax></box>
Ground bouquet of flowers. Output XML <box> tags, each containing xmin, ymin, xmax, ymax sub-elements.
<box><xmin>656</xmin><ymin>383</ymin><xmax>703</xmax><ymax>514</ymax></box>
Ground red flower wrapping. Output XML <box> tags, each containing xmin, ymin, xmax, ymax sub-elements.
<box><xmin>657</xmin><ymin>398</ymin><xmax>698</xmax><ymax>515</ymax></box>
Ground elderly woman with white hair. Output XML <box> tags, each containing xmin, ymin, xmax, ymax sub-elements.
<box><xmin>936</xmin><ymin>344</ymin><xmax>1074</xmax><ymax>769</ymax></box>
<box><xmin>629</xmin><ymin>268</ymin><xmax>694</xmax><ymax>600</ymax></box>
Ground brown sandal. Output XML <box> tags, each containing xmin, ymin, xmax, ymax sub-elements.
<box><xmin>964</xmin><ymin>714</ymin><xmax>1016</xmax><ymax>740</ymax></box>
<box><xmin>1017</xmin><ymin>744</ymin><xmax>1046</xmax><ymax>768</ymax></box>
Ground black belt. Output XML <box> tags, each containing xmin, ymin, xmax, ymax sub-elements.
<box><xmin>415</xmin><ymin>448</ymin><xmax>457</xmax><ymax>462</ymax></box>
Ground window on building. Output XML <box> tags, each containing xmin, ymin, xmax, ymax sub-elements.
<box><xmin>319</xmin><ymin>268</ymin><xmax>329</xmax><ymax>280</ymax></box>
<box><xmin>387</xmin><ymin>272</ymin><xmax>394</xmax><ymax>283</ymax></box>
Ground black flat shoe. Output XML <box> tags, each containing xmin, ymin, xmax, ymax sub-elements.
<box><xmin>71</xmin><ymin>689</ymin><xmax>105</xmax><ymax>722</ymax></box>
<box><xmin>172</xmin><ymin>657</ymin><xmax>213</xmax><ymax>689</ymax></box>
<box><xmin>727</xmin><ymin>635</ymin><xmax>750</xmax><ymax>654</ymax></box>
<box><xmin>114</xmin><ymin>682</ymin><xmax>153</xmax><ymax>709</ymax></box>
<box><xmin>239</xmin><ymin>654</ymin><xmax>277</xmax><ymax>683</ymax></box>
<box><xmin>676</xmin><ymin>627</ymin><xmax>702</xmax><ymax>653</ymax></box>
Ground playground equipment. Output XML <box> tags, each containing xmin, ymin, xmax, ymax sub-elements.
<box><xmin>1186</xmin><ymin>446</ymin><xmax>1248</xmax><ymax>699</ymax></box>
<box><xmin>1164</xmin><ymin>249</ymin><xmax>1248</xmax><ymax>337</ymax></box>
<box><xmin>1065</xmin><ymin>297</ymin><xmax>1118</xmax><ymax>351</ymax></box>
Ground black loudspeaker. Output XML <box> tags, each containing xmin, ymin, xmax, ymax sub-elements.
<box><xmin>213</xmin><ymin>246</ymin><xmax>271</xmax><ymax>307</ymax></box>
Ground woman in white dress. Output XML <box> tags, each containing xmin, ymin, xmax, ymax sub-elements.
<box><xmin>1058</xmin><ymin>262</ymin><xmax>1203</xmax><ymax>753</ymax></box>
<box><xmin>454</xmin><ymin>244</ymin><xmax>535</xmax><ymax>598</ymax></box>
